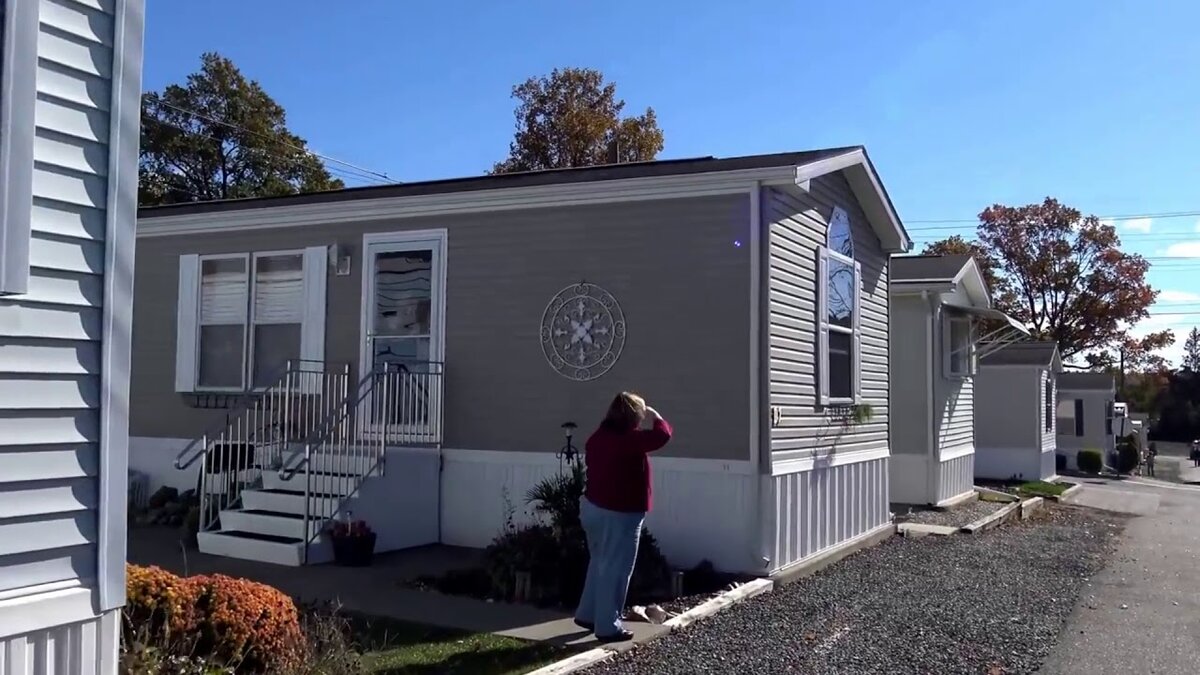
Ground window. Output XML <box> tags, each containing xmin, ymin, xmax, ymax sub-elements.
<box><xmin>1074</xmin><ymin>399</ymin><xmax>1084</xmax><ymax>436</ymax></box>
<box><xmin>1105</xmin><ymin>400</ymin><xmax>1114</xmax><ymax>436</ymax></box>
<box><xmin>942</xmin><ymin>314</ymin><xmax>975</xmax><ymax>378</ymax></box>
<box><xmin>1056</xmin><ymin>399</ymin><xmax>1075</xmax><ymax>435</ymax></box>
<box><xmin>0</xmin><ymin>0</ymin><xmax>38</xmax><ymax>295</ymax></box>
<box><xmin>1043</xmin><ymin>376</ymin><xmax>1054</xmax><ymax>432</ymax></box>
<box><xmin>817</xmin><ymin>205</ymin><xmax>861</xmax><ymax>404</ymax></box>
<box><xmin>175</xmin><ymin>248</ymin><xmax>327</xmax><ymax>393</ymax></box>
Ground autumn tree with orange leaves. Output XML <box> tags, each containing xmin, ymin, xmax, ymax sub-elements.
<box><xmin>924</xmin><ymin>198</ymin><xmax>1169</xmax><ymax>365</ymax></box>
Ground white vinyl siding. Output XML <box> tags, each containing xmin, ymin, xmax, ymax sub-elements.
<box><xmin>0</xmin><ymin>0</ymin><xmax>40</xmax><ymax>295</ymax></box>
<box><xmin>767</xmin><ymin>174</ymin><xmax>889</xmax><ymax>457</ymax></box>
<box><xmin>0</xmin><ymin>0</ymin><xmax>123</xmax><ymax>608</ymax></box>
<box><xmin>942</xmin><ymin>313</ymin><xmax>974</xmax><ymax>378</ymax></box>
<box><xmin>174</xmin><ymin>246</ymin><xmax>327</xmax><ymax>392</ymax></box>
<box><xmin>1040</xmin><ymin>370</ymin><xmax>1056</xmax><ymax>453</ymax></box>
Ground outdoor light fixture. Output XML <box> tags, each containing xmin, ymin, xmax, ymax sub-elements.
<box><xmin>557</xmin><ymin>421</ymin><xmax>579</xmax><ymax>469</ymax></box>
<box><xmin>328</xmin><ymin>243</ymin><xmax>352</xmax><ymax>276</ymax></box>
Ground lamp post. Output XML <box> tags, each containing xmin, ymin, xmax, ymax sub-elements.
<box><xmin>557</xmin><ymin>421</ymin><xmax>579</xmax><ymax>472</ymax></box>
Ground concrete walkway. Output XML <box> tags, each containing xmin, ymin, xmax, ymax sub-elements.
<box><xmin>1042</xmin><ymin>478</ymin><xmax>1200</xmax><ymax>674</ymax></box>
<box><xmin>127</xmin><ymin>528</ymin><xmax>668</xmax><ymax>649</ymax></box>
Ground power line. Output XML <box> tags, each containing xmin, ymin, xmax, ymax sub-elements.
<box><xmin>906</xmin><ymin>210</ymin><xmax>1200</xmax><ymax>227</ymax></box>
<box><xmin>150</xmin><ymin>101</ymin><xmax>394</xmax><ymax>184</ymax></box>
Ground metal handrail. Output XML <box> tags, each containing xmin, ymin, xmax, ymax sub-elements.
<box><xmin>273</xmin><ymin>361</ymin><xmax>444</xmax><ymax>564</ymax></box>
<box><xmin>172</xmin><ymin>359</ymin><xmax>333</xmax><ymax>471</ymax></box>
<box><xmin>172</xmin><ymin>360</ymin><xmax>351</xmax><ymax>533</ymax></box>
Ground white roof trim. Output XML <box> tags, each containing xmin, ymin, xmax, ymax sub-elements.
<box><xmin>138</xmin><ymin>164</ymin><xmax>804</xmax><ymax>237</ymax></box>
<box><xmin>792</xmin><ymin>148</ymin><xmax>911</xmax><ymax>253</ymax></box>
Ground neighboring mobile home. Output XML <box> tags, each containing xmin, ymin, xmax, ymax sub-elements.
<box><xmin>973</xmin><ymin>342</ymin><xmax>1062</xmax><ymax>481</ymax></box>
<box><xmin>888</xmin><ymin>255</ymin><xmax>1027</xmax><ymax>506</ymax></box>
<box><xmin>0</xmin><ymin>0</ymin><xmax>145</xmax><ymax>671</ymax></box>
<box><xmin>1056</xmin><ymin>371</ymin><xmax>1118</xmax><ymax>469</ymax></box>
<box><xmin>129</xmin><ymin>147</ymin><xmax>912</xmax><ymax>575</ymax></box>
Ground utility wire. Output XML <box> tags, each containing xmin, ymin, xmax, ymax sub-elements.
<box><xmin>907</xmin><ymin>210</ymin><xmax>1200</xmax><ymax>227</ymax></box>
<box><xmin>150</xmin><ymin>101</ymin><xmax>394</xmax><ymax>184</ymax></box>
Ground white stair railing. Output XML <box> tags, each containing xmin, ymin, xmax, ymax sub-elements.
<box><xmin>277</xmin><ymin>361</ymin><xmax>444</xmax><ymax>563</ymax></box>
<box><xmin>173</xmin><ymin>360</ymin><xmax>351</xmax><ymax>532</ymax></box>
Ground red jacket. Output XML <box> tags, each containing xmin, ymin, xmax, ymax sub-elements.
<box><xmin>584</xmin><ymin>417</ymin><xmax>673</xmax><ymax>513</ymax></box>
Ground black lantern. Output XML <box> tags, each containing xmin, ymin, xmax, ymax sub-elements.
<box><xmin>557</xmin><ymin>421</ymin><xmax>579</xmax><ymax>470</ymax></box>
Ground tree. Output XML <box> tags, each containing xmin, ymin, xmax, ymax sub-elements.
<box><xmin>1183</xmin><ymin>327</ymin><xmax>1200</xmax><ymax>373</ymax></box>
<box><xmin>491</xmin><ymin>67</ymin><xmax>664</xmax><ymax>174</ymax></box>
<box><xmin>139</xmin><ymin>53</ymin><xmax>343</xmax><ymax>206</ymax></box>
<box><xmin>922</xmin><ymin>198</ymin><xmax>1167</xmax><ymax>362</ymax></box>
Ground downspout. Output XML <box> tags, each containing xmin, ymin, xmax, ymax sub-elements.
<box><xmin>748</xmin><ymin>182</ymin><xmax>771</xmax><ymax>572</ymax></box>
<box><xmin>924</xmin><ymin>291</ymin><xmax>938</xmax><ymax>503</ymax></box>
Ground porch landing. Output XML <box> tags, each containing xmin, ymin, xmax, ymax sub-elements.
<box><xmin>127</xmin><ymin>527</ymin><xmax>668</xmax><ymax>648</ymax></box>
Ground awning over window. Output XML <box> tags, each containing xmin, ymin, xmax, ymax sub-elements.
<box><xmin>944</xmin><ymin>303</ymin><xmax>1030</xmax><ymax>359</ymax></box>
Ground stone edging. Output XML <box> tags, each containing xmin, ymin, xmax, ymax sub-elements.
<box><xmin>524</xmin><ymin>579</ymin><xmax>776</xmax><ymax>675</ymax></box>
<box><xmin>1020</xmin><ymin>496</ymin><xmax>1045</xmax><ymax>520</ymax></box>
<box><xmin>1050</xmin><ymin>483</ymin><xmax>1083</xmax><ymax>502</ymax></box>
<box><xmin>960</xmin><ymin>500</ymin><xmax>1022</xmax><ymax>534</ymax></box>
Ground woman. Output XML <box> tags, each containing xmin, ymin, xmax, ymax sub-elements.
<box><xmin>573</xmin><ymin>392</ymin><xmax>672</xmax><ymax>643</ymax></box>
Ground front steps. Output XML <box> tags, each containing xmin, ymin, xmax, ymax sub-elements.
<box><xmin>196</xmin><ymin>463</ymin><xmax>379</xmax><ymax>566</ymax></box>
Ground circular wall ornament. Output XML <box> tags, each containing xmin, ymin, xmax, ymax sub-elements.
<box><xmin>540</xmin><ymin>282</ymin><xmax>627</xmax><ymax>381</ymax></box>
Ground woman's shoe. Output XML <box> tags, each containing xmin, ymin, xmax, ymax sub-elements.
<box><xmin>573</xmin><ymin>618</ymin><xmax>594</xmax><ymax>631</ymax></box>
<box><xmin>596</xmin><ymin>630</ymin><xmax>634</xmax><ymax>644</ymax></box>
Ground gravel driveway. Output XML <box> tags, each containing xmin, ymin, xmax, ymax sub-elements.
<box><xmin>587</xmin><ymin>506</ymin><xmax>1126</xmax><ymax>675</ymax></box>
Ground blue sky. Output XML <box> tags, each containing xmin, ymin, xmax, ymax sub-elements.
<box><xmin>143</xmin><ymin>0</ymin><xmax>1200</xmax><ymax>365</ymax></box>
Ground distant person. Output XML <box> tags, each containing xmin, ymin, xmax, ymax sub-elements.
<box><xmin>574</xmin><ymin>392</ymin><xmax>672</xmax><ymax>643</ymax></box>
<box><xmin>1145</xmin><ymin>443</ymin><xmax>1156</xmax><ymax>477</ymax></box>
<box><xmin>1191</xmin><ymin>440</ymin><xmax>1200</xmax><ymax>467</ymax></box>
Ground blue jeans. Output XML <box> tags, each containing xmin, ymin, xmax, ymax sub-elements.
<box><xmin>575</xmin><ymin>497</ymin><xmax>644</xmax><ymax>636</ymax></box>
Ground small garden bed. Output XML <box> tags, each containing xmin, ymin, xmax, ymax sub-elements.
<box><xmin>976</xmin><ymin>478</ymin><xmax>1077</xmax><ymax>499</ymax></box>
<box><xmin>402</xmin><ymin>461</ymin><xmax>753</xmax><ymax>621</ymax></box>
<box><xmin>895</xmin><ymin>499</ymin><xmax>1004</xmax><ymax>529</ymax></box>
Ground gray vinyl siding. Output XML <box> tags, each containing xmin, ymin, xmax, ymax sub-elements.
<box><xmin>888</xmin><ymin>295</ymin><xmax>929</xmax><ymax>455</ymax></box>
<box><xmin>766</xmin><ymin>173</ymin><xmax>889</xmax><ymax>456</ymax></box>
<box><xmin>131</xmin><ymin>195</ymin><xmax>752</xmax><ymax>461</ymax></box>
<box><xmin>1039</xmin><ymin>370</ymin><xmax>1056</xmax><ymax>453</ymax></box>
<box><xmin>974</xmin><ymin>367</ymin><xmax>1038</xmax><ymax>449</ymax></box>
<box><xmin>1057</xmin><ymin>388</ymin><xmax>1115</xmax><ymax>454</ymax></box>
<box><xmin>0</xmin><ymin>0</ymin><xmax>114</xmax><ymax>594</ymax></box>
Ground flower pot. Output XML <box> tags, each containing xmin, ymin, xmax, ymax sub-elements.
<box><xmin>330</xmin><ymin>532</ymin><xmax>377</xmax><ymax>567</ymax></box>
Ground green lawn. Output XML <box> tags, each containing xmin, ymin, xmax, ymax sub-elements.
<box><xmin>1016</xmin><ymin>480</ymin><xmax>1072</xmax><ymax>498</ymax></box>
<box><xmin>350</xmin><ymin>615</ymin><xmax>572</xmax><ymax>675</ymax></box>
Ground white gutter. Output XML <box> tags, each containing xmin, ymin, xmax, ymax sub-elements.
<box><xmin>747</xmin><ymin>181</ymin><xmax>771</xmax><ymax>572</ymax></box>
<box><xmin>925</xmin><ymin>290</ymin><xmax>938</xmax><ymax>501</ymax></box>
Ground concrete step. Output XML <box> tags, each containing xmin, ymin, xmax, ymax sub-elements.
<box><xmin>219</xmin><ymin>508</ymin><xmax>324</xmax><ymax>540</ymax></box>
<box><xmin>197</xmin><ymin>530</ymin><xmax>306</xmax><ymax>567</ymax></box>
<box><xmin>263</xmin><ymin>469</ymin><xmax>361</xmax><ymax>495</ymax></box>
<box><xmin>241</xmin><ymin>488</ymin><xmax>341</xmax><ymax>516</ymax></box>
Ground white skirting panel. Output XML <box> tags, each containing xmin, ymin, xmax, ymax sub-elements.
<box><xmin>769</xmin><ymin>456</ymin><xmax>890</xmax><ymax>573</ymax></box>
<box><xmin>440</xmin><ymin>450</ymin><xmax>755</xmax><ymax>573</ymax></box>
<box><xmin>936</xmin><ymin>452</ymin><xmax>975</xmax><ymax>505</ymax></box>
<box><xmin>0</xmin><ymin>609</ymin><xmax>118</xmax><ymax>675</ymax></box>
<box><xmin>888</xmin><ymin>453</ymin><xmax>930</xmax><ymax>505</ymax></box>
<box><xmin>975</xmin><ymin>446</ymin><xmax>1056</xmax><ymax>482</ymax></box>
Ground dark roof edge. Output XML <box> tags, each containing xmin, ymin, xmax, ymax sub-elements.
<box><xmin>138</xmin><ymin>146</ymin><xmax>865</xmax><ymax>219</ymax></box>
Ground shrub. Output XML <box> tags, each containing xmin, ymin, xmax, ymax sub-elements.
<box><xmin>1077</xmin><ymin>449</ymin><xmax>1104</xmax><ymax>474</ymax></box>
<box><xmin>1113</xmin><ymin>435</ymin><xmax>1140</xmax><ymax>474</ymax></box>
<box><xmin>482</xmin><ymin>461</ymin><xmax>671</xmax><ymax>608</ymax></box>
<box><xmin>124</xmin><ymin>565</ymin><xmax>304</xmax><ymax>673</ymax></box>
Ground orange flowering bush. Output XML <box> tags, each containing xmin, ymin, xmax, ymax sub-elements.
<box><xmin>124</xmin><ymin>565</ymin><xmax>304</xmax><ymax>673</ymax></box>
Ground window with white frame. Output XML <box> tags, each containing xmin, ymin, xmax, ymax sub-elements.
<box><xmin>0</xmin><ymin>0</ymin><xmax>38</xmax><ymax>295</ymax></box>
<box><xmin>817</xmin><ymin>205</ymin><xmax>861</xmax><ymax>404</ymax></box>
<box><xmin>176</xmin><ymin>248</ymin><xmax>327</xmax><ymax>393</ymax></box>
<box><xmin>942</xmin><ymin>314</ymin><xmax>975</xmax><ymax>378</ymax></box>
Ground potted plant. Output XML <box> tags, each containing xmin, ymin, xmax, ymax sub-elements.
<box><xmin>328</xmin><ymin>517</ymin><xmax>377</xmax><ymax>567</ymax></box>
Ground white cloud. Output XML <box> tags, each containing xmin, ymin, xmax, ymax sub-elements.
<box><xmin>1164</xmin><ymin>241</ymin><xmax>1200</xmax><ymax>258</ymax></box>
<box><xmin>1120</xmin><ymin>217</ymin><xmax>1153</xmax><ymax>233</ymax></box>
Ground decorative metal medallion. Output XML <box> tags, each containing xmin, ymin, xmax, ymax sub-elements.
<box><xmin>540</xmin><ymin>282</ymin><xmax>626</xmax><ymax>381</ymax></box>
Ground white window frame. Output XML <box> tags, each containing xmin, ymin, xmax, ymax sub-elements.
<box><xmin>249</xmin><ymin>249</ymin><xmax>305</xmax><ymax>390</ymax></box>
<box><xmin>817</xmin><ymin>206</ymin><xmax>862</xmax><ymax>406</ymax></box>
<box><xmin>0</xmin><ymin>0</ymin><xmax>39</xmax><ymax>296</ymax></box>
<box><xmin>1043</xmin><ymin>375</ymin><xmax>1054</xmax><ymax>432</ymax></box>
<box><xmin>175</xmin><ymin>246</ymin><xmax>327</xmax><ymax>394</ymax></box>
<box><xmin>942</xmin><ymin>313</ymin><xmax>976</xmax><ymax>379</ymax></box>
<box><xmin>196</xmin><ymin>252</ymin><xmax>251</xmax><ymax>393</ymax></box>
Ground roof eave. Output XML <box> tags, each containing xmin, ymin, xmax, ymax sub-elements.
<box><xmin>793</xmin><ymin>148</ymin><xmax>911</xmax><ymax>253</ymax></box>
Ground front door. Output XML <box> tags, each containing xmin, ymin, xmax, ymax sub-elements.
<box><xmin>360</xmin><ymin>232</ymin><xmax>445</xmax><ymax>442</ymax></box>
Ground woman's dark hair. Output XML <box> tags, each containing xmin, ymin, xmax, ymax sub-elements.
<box><xmin>602</xmin><ymin>391</ymin><xmax>646</xmax><ymax>431</ymax></box>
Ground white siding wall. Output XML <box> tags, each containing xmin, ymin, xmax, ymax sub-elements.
<box><xmin>765</xmin><ymin>173</ymin><xmax>892</xmax><ymax>568</ymax></box>
<box><xmin>1039</xmin><ymin>369</ymin><xmax>1056</xmax><ymax>453</ymax></box>
<box><xmin>1</xmin><ymin>2</ymin><xmax>141</xmax><ymax>671</ymax></box>
<box><xmin>0</xmin><ymin>610</ymin><xmax>117</xmax><ymax>675</ymax></box>
<box><xmin>0</xmin><ymin>0</ymin><xmax>116</xmax><ymax>598</ymax></box>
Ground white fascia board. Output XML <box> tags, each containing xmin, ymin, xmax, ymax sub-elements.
<box><xmin>793</xmin><ymin>149</ymin><xmax>911</xmax><ymax>254</ymax></box>
<box><xmin>137</xmin><ymin>166</ymin><xmax>800</xmax><ymax>237</ymax></box>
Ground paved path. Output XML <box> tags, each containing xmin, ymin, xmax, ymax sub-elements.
<box><xmin>1042</xmin><ymin>478</ymin><xmax>1200</xmax><ymax>674</ymax></box>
